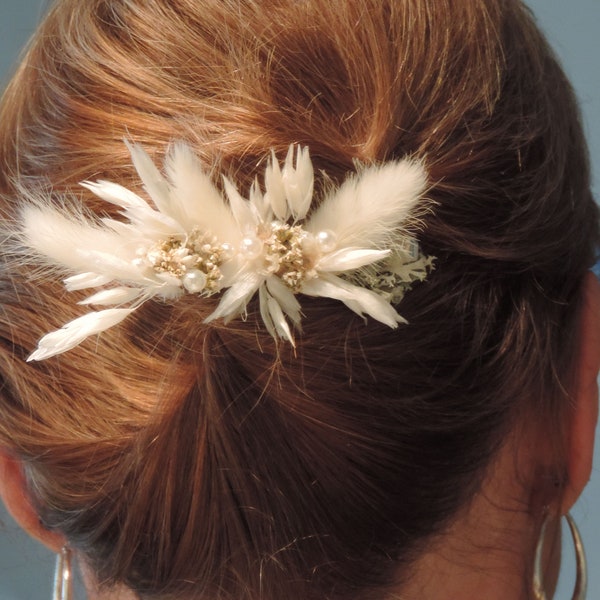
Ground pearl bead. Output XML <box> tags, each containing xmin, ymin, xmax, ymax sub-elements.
<box><xmin>182</xmin><ymin>269</ymin><xmax>208</xmax><ymax>293</ymax></box>
<box><xmin>220</xmin><ymin>242</ymin><xmax>235</xmax><ymax>260</ymax></box>
<box><xmin>316</xmin><ymin>230</ymin><xmax>337</xmax><ymax>253</ymax></box>
<box><xmin>240</xmin><ymin>236</ymin><xmax>263</xmax><ymax>259</ymax></box>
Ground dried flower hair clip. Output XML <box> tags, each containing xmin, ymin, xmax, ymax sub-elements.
<box><xmin>22</xmin><ymin>142</ymin><xmax>434</xmax><ymax>361</ymax></box>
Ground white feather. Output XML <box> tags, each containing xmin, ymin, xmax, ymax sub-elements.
<box><xmin>121</xmin><ymin>205</ymin><xmax>183</xmax><ymax>237</ymax></box>
<box><xmin>125</xmin><ymin>141</ymin><xmax>173</xmax><ymax>215</ymax></box>
<box><xmin>258</xmin><ymin>285</ymin><xmax>295</xmax><ymax>344</ymax></box>
<box><xmin>64</xmin><ymin>273</ymin><xmax>112</xmax><ymax>291</ymax></box>
<box><xmin>317</xmin><ymin>248</ymin><xmax>390</xmax><ymax>272</ymax></box>
<box><xmin>223</xmin><ymin>177</ymin><xmax>260</xmax><ymax>232</ymax></box>
<box><xmin>27</xmin><ymin>308</ymin><xmax>136</xmax><ymax>362</ymax></box>
<box><xmin>147</xmin><ymin>273</ymin><xmax>184</xmax><ymax>301</ymax></box>
<box><xmin>164</xmin><ymin>143</ymin><xmax>241</xmax><ymax>243</ymax></box>
<box><xmin>266</xmin><ymin>276</ymin><xmax>302</xmax><ymax>325</ymax></box>
<box><xmin>22</xmin><ymin>206</ymin><xmax>131</xmax><ymax>273</ymax></box>
<box><xmin>264</xmin><ymin>150</ymin><xmax>288</xmax><ymax>220</ymax></box>
<box><xmin>307</xmin><ymin>159</ymin><xmax>427</xmax><ymax>248</ymax></box>
<box><xmin>259</xmin><ymin>286</ymin><xmax>276</xmax><ymax>339</ymax></box>
<box><xmin>249</xmin><ymin>179</ymin><xmax>270</xmax><ymax>222</ymax></box>
<box><xmin>79</xmin><ymin>287</ymin><xmax>144</xmax><ymax>306</ymax></box>
<box><xmin>218</xmin><ymin>259</ymin><xmax>244</xmax><ymax>289</ymax></box>
<box><xmin>265</xmin><ymin>151</ymin><xmax>290</xmax><ymax>221</ymax></box>
<box><xmin>302</xmin><ymin>274</ymin><xmax>406</xmax><ymax>328</ymax></box>
<box><xmin>76</xmin><ymin>250</ymin><xmax>146</xmax><ymax>282</ymax></box>
<box><xmin>101</xmin><ymin>218</ymin><xmax>139</xmax><ymax>238</ymax></box>
<box><xmin>204</xmin><ymin>272</ymin><xmax>263</xmax><ymax>323</ymax></box>
<box><xmin>267</xmin><ymin>295</ymin><xmax>295</xmax><ymax>345</ymax></box>
<box><xmin>80</xmin><ymin>180</ymin><xmax>149</xmax><ymax>210</ymax></box>
<box><xmin>283</xmin><ymin>145</ymin><xmax>314</xmax><ymax>221</ymax></box>
<box><xmin>22</xmin><ymin>142</ymin><xmax>430</xmax><ymax>358</ymax></box>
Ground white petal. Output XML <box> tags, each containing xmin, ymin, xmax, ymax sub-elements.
<box><xmin>317</xmin><ymin>248</ymin><xmax>390</xmax><ymax>272</ymax></box>
<box><xmin>283</xmin><ymin>145</ymin><xmax>314</xmax><ymax>221</ymax></box>
<box><xmin>249</xmin><ymin>179</ymin><xmax>270</xmax><ymax>222</ymax></box>
<box><xmin>258</xmin><ymin>284</ymin><xmax>295</xmax><ymax>344</ymax></box>
<box><xmin>266</xmin><ymin>276</ymin><xmax>301</xmax><ymax>325</ymax></box>
<box><xmin>27</xmin><ymin>308</ymin><xmax>136</xmax><ymax>361</ymax></box>
<box><xmin>264</xmin><ymin>150</ymin><xmax>288</xmax><ymax>220</ymax></box>
<box><xmin>267</xmin><ymin>295</ymin><xmax>295</xmax><ymax>345</ymax></box>
<box><xmin>79</xmin><ymin>287</ymin><xmax>144</xmax><ymax>306</ymax></box>
<box><xmin>204</xmin><ymin>272</ymin><xmax>263</xmax><ymax>323</ymax></box>
<box><xmin>64</xmin><ymin>272</ymin><xmax>112</xmax><ymax>291</ymax></box>
<box><xmin>301</xmin><ymin>274</ymin><xmax>406</xmax><ymax>328</ymax></box>
<box><xmin>307</xmin><ymin>159</ymin><xmax>427</xmax><ymax>248</ymax></box>
<box><xmin>259</xmin><ymin>285</ymin><xmax>276</xmax><ymax>339</ymax></box>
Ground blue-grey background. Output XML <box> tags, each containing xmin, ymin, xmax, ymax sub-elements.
<box><xmin>0</xmin><ymin>1</ymin><xmax>598</xmax><ymax>598</ymax></box>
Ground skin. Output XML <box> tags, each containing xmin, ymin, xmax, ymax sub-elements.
<box><xmin>389</xmin><ymin>430</ymin><xmax>561</xmax><ymax>599</ymax></box>
<box><xmin>1</xmin><ymin>274</ymin><xmax>599</xmax><ymax>600</ymax></box>
<box><xmin>394</xmin><ymin>274</ymin><xmax>600</xmax><ymax>599</ymax></box>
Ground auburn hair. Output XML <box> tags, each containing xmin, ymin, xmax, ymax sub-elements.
<box><xmin>0</xmin><ymin>1</ymin><xmax>596</xmax><ymax>599</ymax></box>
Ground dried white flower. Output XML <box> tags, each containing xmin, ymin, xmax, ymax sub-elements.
<box><xmin>21</xmin><ymin>142</ymin><xmax>433</xmax><ymax>361</ymax></box>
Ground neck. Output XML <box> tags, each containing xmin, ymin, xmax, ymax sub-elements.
<box><xmin>81</xmin><ymin>434</ymin><xmax>560</xmax><ymax>600</ymax></box>
<box><xmin>391</xmin><ymin>506</ymin><xmax>538</xmax><ymax>599</ymax></box>
<box><xmin>384</xmin><ymin>435</ymin><xmax>561</xmax><ymax>600</ymax></box>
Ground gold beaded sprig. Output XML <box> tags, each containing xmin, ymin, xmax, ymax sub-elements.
<box><xmin>144</xmin><ymin>230</ymin><xmax>231</xmax><ymax>294</ymax></box>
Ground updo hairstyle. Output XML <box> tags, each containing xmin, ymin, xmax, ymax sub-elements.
<box><xmin>0</xmin><ymin>1</ymin><xmax>596</xmax><ymax>599</ymax></box>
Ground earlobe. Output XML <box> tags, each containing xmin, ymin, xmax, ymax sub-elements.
<box><xmin>561</xmin><ymin>272</ymin><xmax>600</xmax><ymax>514</ymax></box>
<box><xmin>0</xmin><ymin>451</ymin><xmax>65</xmax><ymax>552</ymax></box>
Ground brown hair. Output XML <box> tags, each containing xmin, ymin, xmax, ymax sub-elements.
<box><xmin>0</xmin><ymin>0</ymin><xmax>597</xmax><ymax>598</ymax></box>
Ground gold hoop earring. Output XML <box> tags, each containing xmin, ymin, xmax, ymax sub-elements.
<box><xmin>53</xmin><ymin>545</ymin><xmax>73</xmax><ymax>600</ymax></box>
<box><xmin>532</xmin><ymin>513</ymin><xmax>587</xmax><ymax>600</ymax></box>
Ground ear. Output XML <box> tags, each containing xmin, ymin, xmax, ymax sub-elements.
<box><xmin>0</xmin><ymin>451</ymin><xmax>65</xmax><ymax>552</ymax></box>
<box><xmin>561</xmin><ymin>272</ymin><xmax>600</xmax><ymax>514</ymax></box>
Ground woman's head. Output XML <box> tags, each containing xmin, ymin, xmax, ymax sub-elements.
<box><xmin>0</xmin><ymin>1</ymin><xmax>597</xmax><ymax>598</ymax></box>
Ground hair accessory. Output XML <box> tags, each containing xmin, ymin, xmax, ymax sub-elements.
<box><xmin>53</xmin><ymin>546</ymin><xmax>73</xmax><ymax>600</ymax></box>
<box><xmin>533</xmin><ymin>512</ymin><xmax>587</xmax><ymax>600</ymax></box>
<box><xmin>22</xmin><ymin>142</ymin><xmax>434</xmax><ymax>361</ymax></box>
